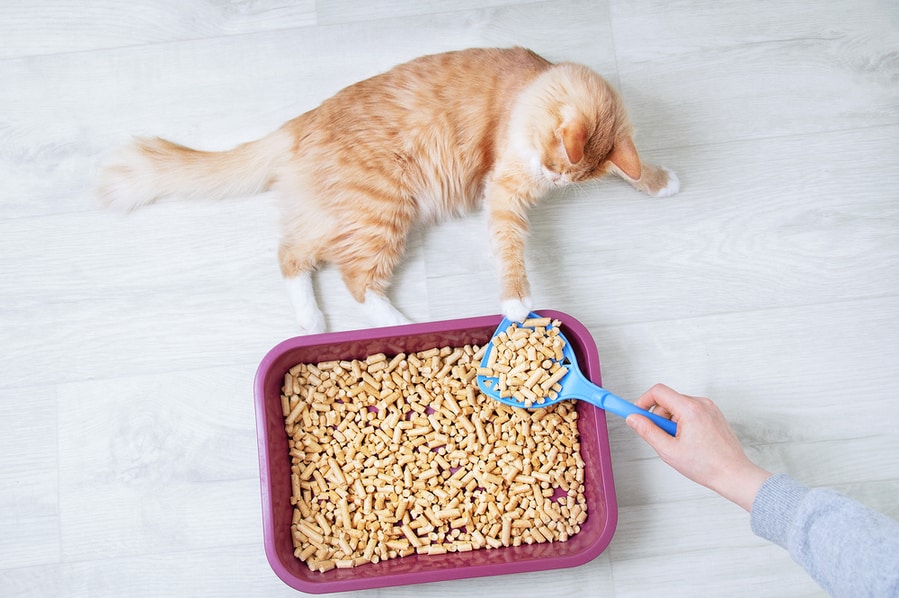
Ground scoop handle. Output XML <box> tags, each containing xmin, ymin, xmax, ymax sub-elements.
<box><xmin>593</xmin><ymin>390</ymin><xmax>678</xmax><ymax>437</ymax></box>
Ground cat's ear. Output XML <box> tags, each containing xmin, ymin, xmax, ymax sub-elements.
<box><xmin>557</xmin><ymin>121</ymin><xmax>588</xmax><ymax>165</ymax></box>
<box><xmin>608</xmin><ymin>137</ymin><xmax>642</xmax><ymax>180</ymax></box>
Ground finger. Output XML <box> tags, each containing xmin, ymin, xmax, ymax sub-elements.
<box><xmin>644</xmin><ymin>403</ymin><xmax>672</xmax><ymax>419</ymax></box>
<box><xmin>626</xmin><ymin>413</ymin><xmax>677</xmax><ymax>452</ymax></box>
<box><xmin>650</xmin><ymin>405</ymin><xmax>672</xmax><ymax>419</ymax></box>
<box><xmin>641</xmin><ymin>383</ymin><xmax>692</xmax><ymax>414</ymax></box>
<box><xmin>634</xmin><ymin>386</ymin><xmax>661</xmax><ymax>410</ymax></box>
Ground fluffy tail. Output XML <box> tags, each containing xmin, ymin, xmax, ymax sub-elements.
<box><xmin>96</xmin><ymin>128</ymin><xmax>293</xmax><ymax>211</ymax></box>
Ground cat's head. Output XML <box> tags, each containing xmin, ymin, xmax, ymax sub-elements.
<box><xmin>512</xmin><ymin>63</ymin><xmax>643</xmax><ymax>187</ymax></box>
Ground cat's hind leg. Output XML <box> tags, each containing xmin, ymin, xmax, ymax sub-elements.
<box><xmin>333</xmin><ymin>225</ymin><xmax>413</xmax><ymax>329</ymax></box>
<box><xmin>278</xmin><ymin>242</ymin><xmax>326</xmax><ymax>335</ymax></box>
<box><xmin>283</xmin><ymin>271</ymin><xmax>326</xmax><ymax>335</ymax></box>
<box><xmin>361</xmin><ymin>290</ymin><xmax>412</xmax><ymax>327</ymax></box>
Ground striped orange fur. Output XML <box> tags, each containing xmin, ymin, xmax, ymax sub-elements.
<box><xmin>97</xmin><ymin>47</ymin><xmax>678</xmax><ymax>333</ymax></box>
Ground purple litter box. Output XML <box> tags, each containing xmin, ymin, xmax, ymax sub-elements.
<box><xmin>254</xmin><ymin>310</ymin><xmax>618</xmax><ymax>593</ymax></box>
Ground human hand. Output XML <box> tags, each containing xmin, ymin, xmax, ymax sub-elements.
<box><xmin>626</xmin><ymin>384</ymin><xmax>772</xmax><ymax>511</ymax></box>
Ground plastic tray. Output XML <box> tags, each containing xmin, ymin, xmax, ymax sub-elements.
<box><xmin>254</xmin><ymin>310</ymin><xmax>618</xmax><ymax>593</ymax></box>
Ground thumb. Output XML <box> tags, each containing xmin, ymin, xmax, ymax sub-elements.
<box><xmin>627</xmin><ymin>413</ymin><xmax>675</xmax><ymax>453</ymax></box>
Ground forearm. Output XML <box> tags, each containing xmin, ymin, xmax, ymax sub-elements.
<box><xmin>487</xmin><ymin>202</ymin><xmax>530</xmax><ymax>302</ymax></box>
<box><xmin>751</xmin><ymin>474</ymin><xmax>899</xmax><ymax>597</ymax></box>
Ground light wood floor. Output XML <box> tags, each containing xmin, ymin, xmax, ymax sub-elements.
<box><xmin>2</xmin><ymin>1</ymin><xmax>898</xmax><ymax>596</ymax></box>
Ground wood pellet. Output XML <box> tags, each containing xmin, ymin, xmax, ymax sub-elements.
<box><xmin>281</xmin><ymin>339</ymin><xmax>587</xmax><ymax>572</ymax></box>
<box><xmin>478</xmin><ymin>318</ymin><xmax>568</xmax><ymax>408</ymax></box>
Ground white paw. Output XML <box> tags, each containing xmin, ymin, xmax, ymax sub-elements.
<box><xmin>296</xmin><ymin>310</ymin><xmax>326</xmax><ymax>335</ymax></box>
<box><xmin>285</xmin><ymin>273</ymin><xmax>326</xmax><ymax>335</ymax></box>
<box><xmin>362</xmin><ymin>290</ymin><xmax>412</xmax><ymax>328</ymax></box>
<box><xmin>501</xmin><ymin>297</ymin><xmax>533</xmax><ymax>323</ymax></box>
<box><xmin>651</xmin><ymin>167</ymin><xmax>680</xmax><ymax>198</ymax></box>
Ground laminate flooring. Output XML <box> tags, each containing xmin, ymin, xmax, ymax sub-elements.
<box><xmin>2</xmin><ymin>1</ymin><xmax>898</xmax><ymax>596</ymax></box>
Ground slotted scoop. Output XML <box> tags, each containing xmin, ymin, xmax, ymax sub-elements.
<box><xmin>477</xmin><ymin>314</ymin><xmax>677</xmax><ymax>436</ymax></box>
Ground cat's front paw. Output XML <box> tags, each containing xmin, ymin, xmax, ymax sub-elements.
<box><xmin>501</xmin><ymin>297</ymin><xmax>533</xmax><ymax>323</ymax></box>
<box><xmin>650</xmin><ymin>167</ymin><xmax>680</xmax><ymax>198</ymax></box>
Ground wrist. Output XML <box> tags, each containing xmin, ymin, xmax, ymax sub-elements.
<box><xmin>714</xmin><ymin>461</ymin><xmax>772</xmax><ymax>512</ymax></box>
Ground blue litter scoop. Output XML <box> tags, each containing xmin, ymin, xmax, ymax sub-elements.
<box><xmin>476</xmin><ymin>314</ymin><xmax>677</xmax><ymax>436</ymax></box>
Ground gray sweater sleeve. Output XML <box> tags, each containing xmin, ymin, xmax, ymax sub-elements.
<box><xmin>750</xmin><ymin>474</ymin><xmax>899</xmax><ymax>597</ymax></box>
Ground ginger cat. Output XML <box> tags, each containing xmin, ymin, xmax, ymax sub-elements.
<box><xmin>98</xmin><ymin>47</ymin><xmax>678</xmax><ymax>334</ymax></box>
